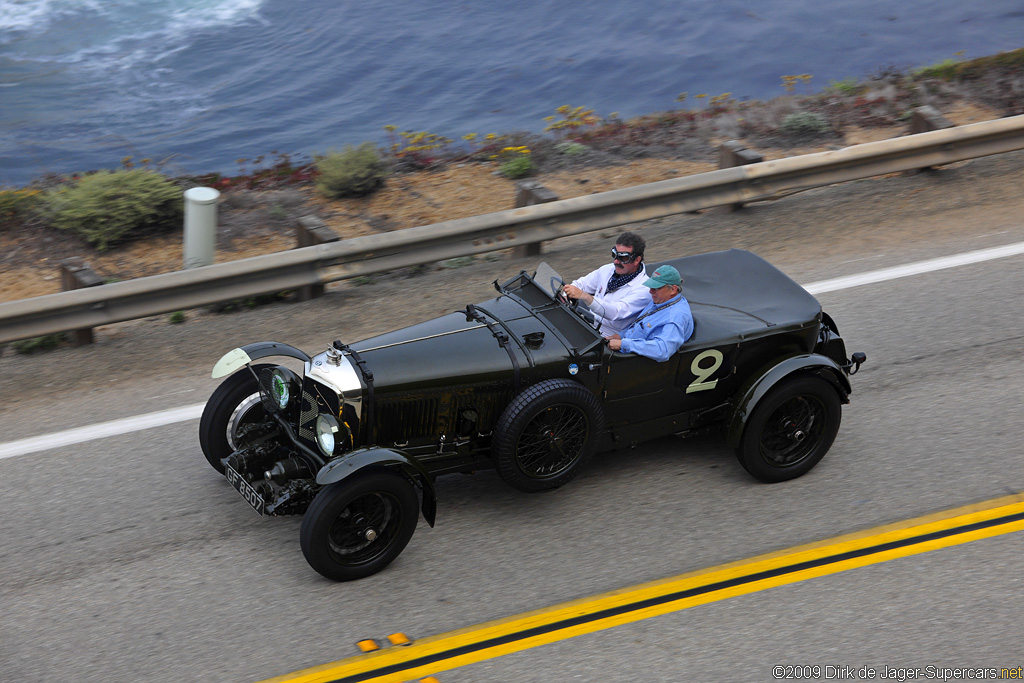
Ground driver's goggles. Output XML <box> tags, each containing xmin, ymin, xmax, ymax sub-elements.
<box><xmin>611</xmin><ymin>248</ymin><xmax>637</xmax><ymax>263</ymax></box>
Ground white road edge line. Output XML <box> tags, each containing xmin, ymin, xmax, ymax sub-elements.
<box><xmin>804</xmin><ymin>241</ymin><xmax>1024</xmax><ymax>294</ymax></box>
<box><xmin>4</xmin><ymin>239</ymin><xmax>1024</xmax><ymax>461</ymax></box>
<box><xmin>0</xmin><ymin>404</ymin><xmax>205</xmax><ymax>460</ymax></box>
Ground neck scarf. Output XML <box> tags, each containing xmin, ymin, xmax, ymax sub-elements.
<box><xmin>606</xmin><ymin>265</ymin><xmax>642</xmax><ymax>294</ymax></box>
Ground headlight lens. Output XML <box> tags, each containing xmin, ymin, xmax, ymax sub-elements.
<box><xmin>315</xmin><ymin>413</ymin><xmax>341</xmax><ymax>457</ymax></box>
<box><xmin>259</xmin><ymin>366</ymin><xmax>301</xmax><ymax>414</ymax></box>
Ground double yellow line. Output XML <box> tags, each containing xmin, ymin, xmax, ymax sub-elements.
<box><xmin>264</xmin><ymin>493</ymin><xmax>1024</xmax><ymax>683</ymax></box>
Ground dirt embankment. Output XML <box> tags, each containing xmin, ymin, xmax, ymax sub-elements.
<box><xmin>0</xmin><ymin>100</ymin><xmax>1002</xmax><ymax>304</ymax></box>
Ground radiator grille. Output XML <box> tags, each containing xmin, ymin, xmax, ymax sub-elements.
<box><xmin>373</xmin><ymin>386</ymin><xmax>515</xmax><ymax>446</ymax></box>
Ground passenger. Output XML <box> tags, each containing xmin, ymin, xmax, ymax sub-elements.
<box><xmin>607</xmin><ymin>264</ymin><xmax>693</xmax><ymax>362</ymax></box>
<box><xmin>562</xmin><ymin>231</ymin><xmax>651</xmax><ymax>337</ymax></box>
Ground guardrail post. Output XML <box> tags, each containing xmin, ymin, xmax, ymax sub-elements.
<box><xmin>512</xmin><ymin>180</ymin><xmax>558</xmax><ymax>258</ymax></box>
<box><xmin>295</xmin><ymin>215</ymin><xmax>340</xmax><ymax>301</ymax></box>
<box><xmin>717</xmin><ymin>141</ymin><xmax>764</xmax><ymax>212</ymax></box>
<box><xmin>60</xmin><ymin>258</ymin><xmax>103</xmax><ymax>346</ymax></box>
<box><xmin>910</xmin><ymin>105</ymin><xmax>954</xmax><ymax>134</ymax></box>
<box><xmin>908</xmin><ymin>106</ymin><xmax>956</xmax><ymax>173</ymax></box>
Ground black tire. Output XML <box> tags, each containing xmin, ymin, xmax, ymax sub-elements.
<box><xmin>300</xmin><ymin>470</ymin><xmax>419</xmax><ymax>582</ymax></box>
<box><xmin>736</xmin><ymin>375</ymin><xmax>842</xmax><ymax>483</ymax></box>
<box><xmin>493</xmin><ymin>378</ymin><xmax>604</xmax><ymax>492</ymax></box>
<box><xmin>198</xmin><ymin>364</ymin><xmax>272</xmax><ymax>473</ymax></box>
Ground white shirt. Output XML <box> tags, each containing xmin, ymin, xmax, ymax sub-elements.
<box><xmin>571</xmin><ymin>262</ymin><xmax>651</xmax><ymax>337</ymax></box>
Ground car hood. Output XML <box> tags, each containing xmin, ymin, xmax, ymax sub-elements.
<box><xmin>347</xmin><ymin>292</ymin><xmax>558</xmax><ymax>394</ymax></box>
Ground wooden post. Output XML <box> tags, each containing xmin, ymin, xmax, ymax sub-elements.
<box><xmin>59</xmin><ymin>257</ymin><xmax>104</xmax><ymax>346</ymax></box>
<box><xmin>294</xmin><ymin>215</ymin><xmax>340</xmax><ymax>301</ymax></box>
<box><xmin>908</xmin><ymin>106</ymin><xmax>955</xmax><ymax>173</ymax></box>
<box><xmin>717</xmin><ymin>141</ymin><xmax>764</xmax><ymax>213</ymax></box>
<box><xmin>909</xmin><ymin>105</ymin><xmax>954</xmax><ymax>134</ymax></box>
<box><xmin>512</xmin><ymin>180</ymin><xmax>558</xmax><ymax>258</ymax></box>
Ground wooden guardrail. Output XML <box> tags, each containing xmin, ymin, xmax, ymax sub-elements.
<box><xmin>2</xmin><ymin>113</ymin><xmax>1024</xmax><ymax>344</ymax></box>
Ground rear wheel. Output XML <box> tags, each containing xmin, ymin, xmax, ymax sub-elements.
<box><xmin>493</xmin><ymin>379</ymin><xmax>604</xmax><ymax>492</ymax></box>
<box><xmin>199</xmin><ymin>364</ymin><xmax>272</xmax><ymax>473</ymax></box>
<box><xmin>300</xmin><ymin>470</ymin><xmax>419</xmax><ymax>581</ymax></box>
<box><xmin>736</xmin><ymin>376</ymin><xmax>841</xmax><ymax>482</ymax></box>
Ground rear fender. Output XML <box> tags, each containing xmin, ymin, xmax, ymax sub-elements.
<box><xmin>212</xmin><ymin>342</ymin><xmax>312</xmax><ymax>379</ymax></box>
<box><xmin>316</xmin><ymin>447</ymin><xmax>437</xmax><ymax>527</ymax></box>
<box><xmin>725</xmin><ymin>354</ymin><xmax>851</xmax><ymax>448</ymax></box>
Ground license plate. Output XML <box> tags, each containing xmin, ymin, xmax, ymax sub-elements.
<box><xmin>225</xmin><ymin>464</ymin><xmax>266</xmax><ymax>516</ymax></box>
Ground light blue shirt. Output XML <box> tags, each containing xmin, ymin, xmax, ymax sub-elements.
<box><xmin>619</xmin><ymin>293</ymin><xmax>693</xmax><ymax>362</ymax></box>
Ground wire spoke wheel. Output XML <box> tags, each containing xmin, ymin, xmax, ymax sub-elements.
<box><xmin>326</xmin><ymin>491</ymin><xmax>402</xmax><ymax>565</ymax></box>
<box><xmin>516</xmin><ymin>403</ymin><xmax>590</xmax><ymax>477</ymax></box>
<box><xmin>736</xmin><ymin>376</ymin><xmax>841</xmax><ymax>483</ymax></box>
<box><xmin>301</xmin><ymin>471</ymin><xmax>419</xmax><ymax>581</ymax></box>
<box><xmin>759</xmin><ymin>395</ymin><xmax>825</xmax><ymax>466</ymax></box>
<box><xmin>494</xmin><ymin>379</ymin><xmax>604</xmax><ymax>492</ymax></box>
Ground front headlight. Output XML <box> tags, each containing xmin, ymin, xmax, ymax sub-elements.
<box><xmin>259</xmin><ymin>366</ymin><xmax>302</xmax><ymax>414</ymax></box>
<box><xmin>315</xmin><ymin>413</ymin><xmax>341</xmax><ymax>457</ymax></box>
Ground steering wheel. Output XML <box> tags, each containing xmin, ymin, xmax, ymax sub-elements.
<box><xmin>568</xmin><ymin>292</ymin><xmax>598</xmax><ymax>327</ymax></box>
<box><xmin>550</xmin><ymin>276</ymin><xmax>567</xmax><ymax>301</ymax></box>
<box><xmin>552</xmin><ymin>278</ymin><xmax>598</xmax><ymax>328</ymax></box>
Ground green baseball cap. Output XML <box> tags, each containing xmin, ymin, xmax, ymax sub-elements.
<box><xmin>642</xmin><ymin>264</ymin><xmax>682</xmax><ymax>288</ymax></box>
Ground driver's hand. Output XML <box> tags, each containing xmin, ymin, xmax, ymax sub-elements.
<box><xmin>607</xmin><ymin>334</ymin><xmax>622</xmax><ymax>351</ymax></box>
<box><xmin>562</xmin><ymin>285</ymin><xmax>591</xmax><ymax>305</ymax></box>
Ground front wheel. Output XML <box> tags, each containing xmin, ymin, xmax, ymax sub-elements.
<box><xmin>300</xmin><ymin>470</ymin><xmax>419</xmax><ymax>581</ymax></box>
<box><xmin>493</xmin><ymin>379</ymin><xmax>604</xmax><ymax>492</ymax></box>
<box><xmin>735</xmin><ymin>375</ymin><xmax>842</xmax><ymax>483</ymax></box>
<box><xmin>199</xmin><ymin>364</ymin><xmax>272</xmax><ymax>473</ymax></box>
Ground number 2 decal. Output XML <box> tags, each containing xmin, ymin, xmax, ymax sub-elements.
<box><xmin>686</xmin><ymin>349</ymin><xmax>724</xmax><ymax>393</ymax></box>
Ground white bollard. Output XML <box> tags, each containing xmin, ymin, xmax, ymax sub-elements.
<box><xmin>183</xmin><ymin>187</ymin><xmax>220</xmax><ymax>269</ymax></box>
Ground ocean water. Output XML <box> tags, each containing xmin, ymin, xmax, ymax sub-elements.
<box><xmin>1</xmin><ymin>0</ymin><xmax>1022</xmax><ymax>186</ymax></box>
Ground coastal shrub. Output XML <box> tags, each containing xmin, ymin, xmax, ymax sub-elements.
<box><xmin>828</xmin><ymin>78</ymin><xmax>862</xmax><ymax>96</ymax></box>
<box><xmin>555</xmin><ymin>141</ymin><xmax>589</xmax><ymax>156</ymax></box>
<box><xmin>780</xmin><ymin>111</ymin><xmax>831</xmax><ymax>137</ymax></box>
<box><xmin>544</xmin><ymin>105</ymin><xmax>601</xmax><ymax>136</ymax></box>
<box><xmin>494</xmin><ymin>145</ymin><xmax>533</xmax><ymax>179</ymax></box>
<box><xmin>0</xmin><ymin>188</ymin><xmax>43</xmax><ymax>228</ymax></box>
<box><xmin>499</xmin><ymin>155</ymin><xmax>533</xmax><ymax>179</ymax></box>
<box><xmin>315</xmin><ymin>143</ymin><xmax>388</xmax><ymax>198</ymax></box>
<box><xmin>44</xmin><ymin>170</ymin><xmax>183</xmax><ymax>250</ymax></box>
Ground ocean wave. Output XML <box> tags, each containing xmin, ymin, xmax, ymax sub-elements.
<box><xmin>0</xmin><ymin>0</ymin><xmax>266</xmax><ymax>64</ymax></box>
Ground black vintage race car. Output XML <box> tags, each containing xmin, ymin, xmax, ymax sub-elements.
<box><xmin>200</xmin><ymin>249</ymin><xmax>865</xmax><ymax>581</ymax></box>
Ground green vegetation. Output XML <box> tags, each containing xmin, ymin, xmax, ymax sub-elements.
<box><xmin>0</xmin><ymin>188</ymin><xmax>42</xmax><ymax>228</ymax></box>
<box><xmin>780</xmin><ymin>111</ymin><xmax>832</xmax><ymax>137</ymax></box>
<box><xmin>544</xmin><ymin>105</ymin><xmax>601</xmax><ymax>135</ymax></box>
<box><xmin>169</xmin><ymin>311</ymin><xmax>186</xmax><ymax>324</ymax></box>
<box><xmin>44</xmin><ymin>169</ymin><xmax>182</xmax><ymax>250</ymax></box>
<box><xmin>914</xmin><ymin>48</ymin><xmax>1024</xmax><ymax>81</ymax></box>
<box><xmin>315</xmin><ymin>143</ymin><xmax>389</xmax><ymax>198</ymax></box>
<box><xmin>497</xmin><ymin>146</ymin><xmax>533</xmax><ymax>178</ymax></box>
<box><xmin>555</xmin><ymin>141</ymin><xmax>589</xmax><ymax>156</ymax></box>
<box><xmin>12</xmin><ymin>333</ymin><xmax>67</xmax><ymax>354</ymax></box>
<box><xmin>827</xmin><ymin>78</ymin><xmax>862</xmax><ymax>96</ymax></box>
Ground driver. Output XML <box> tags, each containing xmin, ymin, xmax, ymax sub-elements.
<box><xmin>562</xmin><ymin>232</ymin><xmax>651</xmax><ymax>338</ymax></box>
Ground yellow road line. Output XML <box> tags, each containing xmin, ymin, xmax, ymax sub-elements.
<box><xmin>261</xmin><ymin>493</ymin><xmax>1024</xmax><ymax>683</ymax></box>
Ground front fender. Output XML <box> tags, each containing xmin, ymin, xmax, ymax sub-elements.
<box><xmin>316</xmin><ymin>447</ymin><xmax>437</xmax><ymax>527</ymax></box>
<box><xmin>212</xmin><ymin>341</ymin><xmax>311</xmax><ymax>378</ymax></box>
<box><xmin>725</xmin><ymin>353</ymin><xmax>851</xmax><ymax>448</ymax></box>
